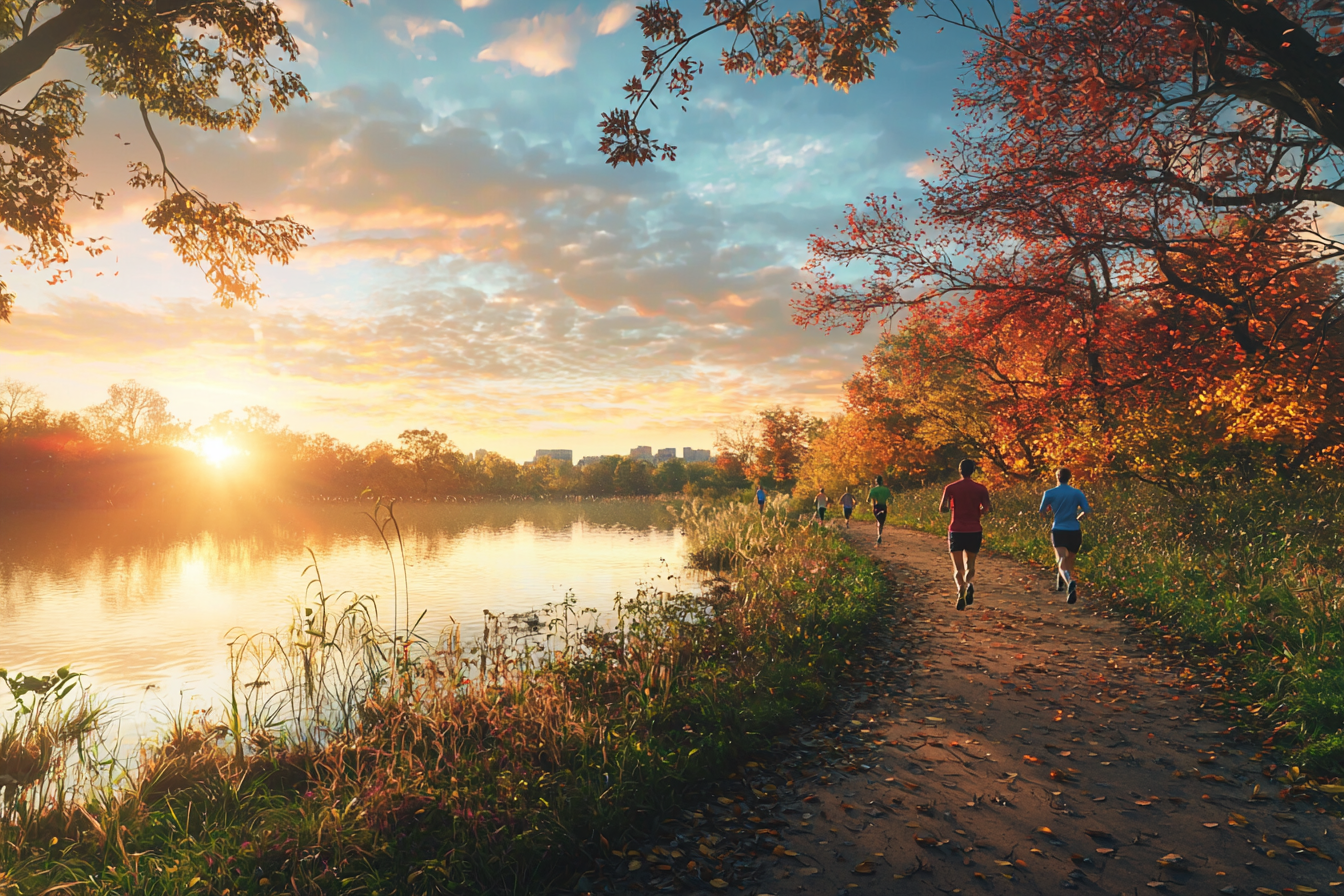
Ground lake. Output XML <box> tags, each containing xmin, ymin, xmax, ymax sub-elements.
<box><xmin>0</xmin><ymin>500</ymin><xmax>683</xmax><ymax>730</ymax></box>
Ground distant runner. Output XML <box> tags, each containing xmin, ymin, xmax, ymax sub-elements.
<box><xmin>755</xmin><ymin>484</ymin><xmax>767</xmax><ymax>515</ymax></box>
<box><xmin>840</xmin><ymin>488</ymin><xmax>856</xmax><ymax>528</ymax></box>
<box><xmin>1039</xmin><ymin>467</ymin><xmax>1091</xmax><ymax>605</ymax></box>
<box><xmin>868</xmin><ymin>475</ymin><xmax>892</xmax><ymax>544</ymax></box>
<box><xmin>939</xmin><ymin>459</ymin><xmax>992</xmax><ymax>612</ymax></box>
<box><xmin>814</xmin><ymin>487</ymin><xmax>829</xmax><ymax>523</ymax></box>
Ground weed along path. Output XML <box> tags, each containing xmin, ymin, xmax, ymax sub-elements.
<box><xmin>586</xmin><ymin>525</ymin><xmax>1344</xmax><ymax>896</ymax></box>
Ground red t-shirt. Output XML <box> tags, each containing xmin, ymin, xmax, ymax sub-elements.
<box><xmin>942</xmin><ymin>478</ymin><xmax>990</xmax><ymax>533</ymax></box>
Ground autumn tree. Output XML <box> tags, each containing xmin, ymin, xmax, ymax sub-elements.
<box><xmin>755</xmin><ymin>405</ymin><xmax>822</xmax><ymax>483</ymax></box>
<box><xmin>0</xmin><ymin>377</ymin><xmax>43</xmax><ymax>439</ymax></box>
<box><xmin>0</xmin><ymin>0</ymin><xmax>316</xmax><ymax>321</ymax></box>
<box><xmin>603</xmin><ymin>0</ymin><xmax>1344</xmax><ymax>173</ymax></box>
<box><xmin>84</xmin><ymin>379</ymin><xmax>180</xmax><ymax>446</ymax></box>
<box><xmin>397</xmin><ymin>429</ymin><xmax>465</xmax><ymax>496</ymax></box>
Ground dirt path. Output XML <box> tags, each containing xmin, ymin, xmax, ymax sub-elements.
<box><xmin>586</xmin><ymin>525</ymin><xmax>1340</xmax><ymax>896</ymax></box>
<box><xmin>767</xmin><ymin>525</ymin><xmax>1339</xmax><ymax>896</ymax></box>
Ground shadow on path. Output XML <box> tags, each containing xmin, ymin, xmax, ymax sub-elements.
<box><xmin>581</xmin><ymin>525</ymin><xmax>1339</xmax><ymax>896</ymax></box>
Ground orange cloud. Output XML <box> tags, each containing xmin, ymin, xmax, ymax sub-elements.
<box><xmin>475</xmin><ymin>14</ymin><xmax>581</xmax><ymax>75</ymax></box>
<box><xmin>596</xmin><ymin>2</ymin><xmax>636</xmax><ymax>35</ymax></box>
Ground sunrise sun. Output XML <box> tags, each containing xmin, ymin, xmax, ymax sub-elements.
<box><xmin>196</xmin><ymin>436</ymin><xmax>240</xmax><ymax>467</ymax></box>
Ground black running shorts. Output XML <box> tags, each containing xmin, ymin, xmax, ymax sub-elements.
<box><xmin>873</xmin><ymin>503</ymin><xmax>888</xmax><ymax>524</ymax></box>
<box><xmin>843</xmin><ymin>506</ymin><xmax>853</xmax><ymax>519</ymax></box>
<box><xmin>948</xmin><ymin>531</ymin><xmax>983</xmax><ymax>554</ymax></box>
<box><xmin>816</xmin><ymin>507</ymin><xmax>826</xmax><ymax>520</ymax></box>
<box><xmin>1051</xmin><ymin>528</ymin><xmax>1083</xmax><ymax>553</ymax></box>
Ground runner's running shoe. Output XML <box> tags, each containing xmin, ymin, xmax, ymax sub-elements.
<box><xmin>1056</xmin><ymin>574</ymin><xmax>1066</xmax><ymax>592</ymax></box>
<box><xmin>1067</xmin><ymin>580</ymin><xmax>1078</xmax><ymax>604</ymax></box>
<box><xmin>964</xmin><ymin>582</ymin><xmax>975</xmax><ymax>606</ymax></box>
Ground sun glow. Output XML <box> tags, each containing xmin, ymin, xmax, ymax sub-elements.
<box><xmin>197</xmin><ymin>436</ymin><xmax>241</xmax><ymax>467</ymax></box>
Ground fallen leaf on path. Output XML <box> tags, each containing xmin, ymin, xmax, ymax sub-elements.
<box><xmin>1204</xmin><ymin>823</ymin><xmax>1219</xmax><ymax>828</ymax></box>
<box><xmin>853</xmin><ymin>862</ymin><xmax>875</xmax><ymax>874</ymax></box>
<box><xmin>1229</xmin><ymin>813</ymin><xmax>1250</xmax><ymax>826</ymax></box>
<box><xmin>798</xmin><ymin>867</ymin><xmax>820</xmax><ymax>876</ymax></box>
<box><xmin>1255</xmin><ymin>889</ymin><xmax>1281</xmax><ymax>896</ymax></box>
<box><xmin>1147</xmin><ymin>882</ymin><xmax>1166</xmax><ymax>889</ymax></box>
<box><xmin>710</xmin><ymin>879</ymin><xmax>728</xmax><ymax>889</ymax></box>
<box><xmin>1096</xmin><ymin>848</ymin><xmax>1115</xmax><ymax>855</ymax></box>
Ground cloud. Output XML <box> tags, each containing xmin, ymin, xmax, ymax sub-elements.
<box><xmin>595</xmin><ymin>2</ymin><xmax>636</xmax><ymax>35</ymax></box>
<box><xmin>383</xmin><ymin>17</ymin><xmax>464</xmax><ymax>49</ymax></box>
<box><xmin>458</xmin><ymin>0</ymin><xmax>490</xmax><ymax>7</ymax></box>
<box><xmin>904</xmin><ymin>158</ymin><xmax>938</xmax><ymax>180</ymax></box>
<box><xmin>475</xmin><ymin>13</ymin><xmax>581</xmax><ymax>76</ymax></box>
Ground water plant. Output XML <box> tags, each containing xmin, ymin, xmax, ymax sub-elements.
<box><xmin>0</xmin><ymin>496</ymin><xmax>887</xmax><ymax>893</ymax></box>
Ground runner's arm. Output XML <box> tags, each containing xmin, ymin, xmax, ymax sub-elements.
<box><xmin>938</xmin><ymin>488</ymin><xmax>951</xmax><ymax>514</ymax></box>
<box><xmin>983</xmin><ymin>494</ymin><xmax>993</xmax><ymax>514</ymax></box>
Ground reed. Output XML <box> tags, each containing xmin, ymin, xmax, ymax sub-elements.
<box><xmin>0</xmin><ymin>496</ymin><xmax>886</xmax><ymax>894</ymax></box>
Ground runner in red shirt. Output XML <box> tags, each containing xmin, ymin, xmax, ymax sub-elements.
<box><xmin>938</xmin><ymin>458</ymin><xmax>992</xmax><ymax>611</ymax></box>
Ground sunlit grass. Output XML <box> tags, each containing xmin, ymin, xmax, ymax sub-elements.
<box><xmin>0</xmin><ymin>496</ymin><xmax>888</xmax><ymax>894</ymax></box>
<box><xmin>883</xmin><ymin>479</ymin><xmax>1344</xmax><ymax>770</ymax></box>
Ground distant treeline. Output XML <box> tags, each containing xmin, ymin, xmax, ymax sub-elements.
<box><xmin>0</xmin><ymin>379</ymin><xmax>751</xmax><ymax>509</ymax></box>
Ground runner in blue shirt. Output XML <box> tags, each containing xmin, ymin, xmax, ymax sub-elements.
<box><xmin>1039</xmin><ymin>467</ymin><xmax>1091</xmax><ymax>605</ymax></box>
<box><xmin>755</xmin><ymin>484</ymin><xmax>767</xmax><ymax>515</ymax></box>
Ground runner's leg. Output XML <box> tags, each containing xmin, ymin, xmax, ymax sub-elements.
<box><xmin>951</xmin><ymin>550</ymin><xmax>967</xmax><ymax>602</ymax></box>
<box><xmin>1054</xmin><ymin>546</ymin><xmax>1072</xmax><ymax>583</ymax></box>
<box><xmin>964</xmin><ymin>550</ymin><xmax>978</xmax><ymax>605</ymax></box>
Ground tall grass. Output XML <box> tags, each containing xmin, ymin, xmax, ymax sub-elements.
<box><xmin>0</xmin><ymin>497</ymin><xmax>886</xmax><ymax>894</ymax></box>
<box><xmin>885</xmin><ymin>479</ymin><xmax>1344</xmax><ymax>769</ymax></box>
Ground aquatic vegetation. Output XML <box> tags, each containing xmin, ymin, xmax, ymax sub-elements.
<box><xmin>0</xmin><ymin>498</ymin><xmax>887</xmax><ymax>893</ymax></box>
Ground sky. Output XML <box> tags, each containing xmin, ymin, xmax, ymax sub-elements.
<box><xmin>0</xmin><ymin>0</ymin><xmax>980</xmax><ymax>462</ymax></box>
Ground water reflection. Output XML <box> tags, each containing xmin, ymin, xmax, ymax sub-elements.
<box><xmin>0</xmin><ymin>501</ymin><xmax>682</xmax><ymax>725</ymax></box>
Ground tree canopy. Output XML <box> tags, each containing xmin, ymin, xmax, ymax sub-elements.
<box><xmin>0</xmin><ymin>0</ymin><xmax>315</xmax><ymax>322</ymax></box>
<box><xmin>603</xmin><ymin>0</ymin><xmax>1344</xmax><ymax>174</ymax></box>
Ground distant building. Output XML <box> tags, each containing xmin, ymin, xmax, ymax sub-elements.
<box><xmin>654</xmin><ymin>448</ymin><xmax>676</xmax><ymax>464</ymax></box>
<box><xmin>630</xmin><ymin>445</ymin><xmax>653</xmax><ymax>460</ymax></box>
<box><xmin>577</xmin><ymin>455</ymin><xmax>607</xmax><ymax>468</ymax></box>
<box><xmin>534</xmin><ymin>449</ymin><xmax>573</xmax><ymax>464</ymax></box>
<box><xmin>683</xmin><ymin>448</ymin><xmax>711</xmax><ymax>462</ymax></box>
<box><xmin>474</xmin><ymin>448</ymin><xmax>489</xmax><ymax>460</ymax></box>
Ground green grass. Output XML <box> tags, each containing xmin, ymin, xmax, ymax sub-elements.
<box><xmin>0</xmin><ymin>497</ymin><xmax>888</xmax><ymax>895</ymax></box>
<box><xmin>885</xmin><ymin>479</ymin><xmax>1344</xmax><ymax>770</ymax></box>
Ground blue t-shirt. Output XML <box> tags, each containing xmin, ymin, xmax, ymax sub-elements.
<box><xmin>1040</xmin><ymin>484</ymin><xmax>1090</xmax><ymax>531</ymax></box>
<box><xmin>756</xmin><ymin>488</ymin><xmax>766</xmax><ymax>503</ymax></box>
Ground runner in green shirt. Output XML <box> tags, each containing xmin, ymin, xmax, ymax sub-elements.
<box><xmin>868</xmin><ymin>475</ymin><xmax>893</xmax><ymax>545</ymax></box>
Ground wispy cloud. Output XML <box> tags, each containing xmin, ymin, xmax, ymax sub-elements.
<box><xmin>383</xmin><ymin>16</ymin><xmax>464</xmax><ymax>49</ymax></box>
<box><xmin>904</xmin><ymin>158</ymin><xmax>938</xmax><ymax>180</ymax></box>
<box><xmin>596</xmin><ymin>2</ymin><xmax>636</xmax><ymax>35</ymax></box>
<box><xmin>475</xmin><ymin>13</ymin><xmax>582</xmax><ymax>76</ymax></box>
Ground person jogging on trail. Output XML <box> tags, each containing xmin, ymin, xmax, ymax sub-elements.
<box><xmin>1039</xmin><ymin>467</ymin><xmax>1091</xmax><ymax>605</ymax></box>
<box><xmin>814</xmin><ymin>487</ymin><xmax>829</xmax><ymax>523</ymax></box>
<box><xmin>755</xmin><ymin>484</ymin><xmax>767</xmax><ymax>514</ymax></box>
<box><xmin>868</xmin><ymin>475</ymin><xmax>892</xmax><ymax>544</ymax></box>
<box><xmin>939</xmin><ymin>459</ymin><xmax>992</xmax><ymax>612</ymax></box>
<box><xmin>840</xmin><ymin>488</ymin><xmax>856</xmax><ymax>528</ymax></box>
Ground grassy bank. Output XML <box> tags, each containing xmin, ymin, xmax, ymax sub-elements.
<box><xmin>884</xmin><ymin>479</ymin><xmax>1344</xmax><ymax>769</ymax></box>
<box><xmin>0</xmin><ymin>498</ymin><xmax>886</xmax><ymax>895</ymax></box>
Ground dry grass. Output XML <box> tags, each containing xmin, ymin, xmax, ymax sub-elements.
<box><xmin>0</xmin><ymin>497</ymin><xmax>886</xmax><ymax>894</ymax></box>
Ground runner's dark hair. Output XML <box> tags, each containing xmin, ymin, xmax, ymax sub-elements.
<box><xmin>1056</xmin><ymin>467</ymin><xmax>1071</xmax><ymax>483</ymax></box>
<box><xmin>958</xmin><ymin>458</ymin><xmax>976</xmax><ymax>476</ymax></box>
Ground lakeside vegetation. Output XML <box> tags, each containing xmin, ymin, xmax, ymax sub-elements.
<box><xmin>879</xmin><ymin>479</ymin><xmax>1344</xmax><ymax>769</ymax></box>
<box><xmin>0</xmin><ymin>498</ymin><xmax>887</xmax><ymax>895</ymax></box>
<box><xmin>0</xmin><ymin>379</ymin><xmax>751</xmax><ymax>510</ymax></box>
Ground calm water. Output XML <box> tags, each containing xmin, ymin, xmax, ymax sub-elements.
<box><xmin>0</xmin><ymin>501</ymin><xmax>683</xmax><ymax>726</ymax></box>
